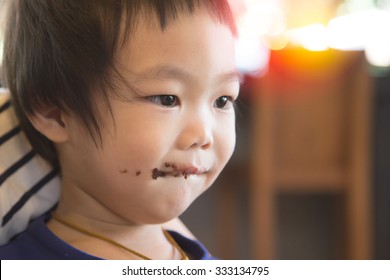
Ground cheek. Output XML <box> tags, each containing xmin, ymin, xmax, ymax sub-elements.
<box><xmin>103</xmin><ymin>123</ymin><xmax>167</xmax><ymax>173</ymax></box>
<box><xmin>215</xmin><ymin>119</ymin><xmax>236</xmax><ymax>166</ymax></box>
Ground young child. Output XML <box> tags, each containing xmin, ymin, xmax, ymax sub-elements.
<box><xmin>0</xmin><ymin>0</ymin><xmax>240</xmax><ymax>260</ymax></box>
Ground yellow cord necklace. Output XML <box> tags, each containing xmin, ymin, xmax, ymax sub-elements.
<box><xmin>51</xmin><ymin>212</ymin><xmax>189</xmax><ymax>260</ymax></box>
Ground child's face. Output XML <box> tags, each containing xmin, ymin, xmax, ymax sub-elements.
<box><xmin>59</xmin><ymin>9</ymin><xmax>240</xmax><ymax>224</ymax></box>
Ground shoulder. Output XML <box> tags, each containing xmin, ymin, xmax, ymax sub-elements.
<box><xmin>0</xmin><ymin>215</ymin><xmax>46</xmax><ymax>259</ymax></box>
<box><xmin>0</xmin><ymin>214</ymin><xmax>100</xmax><ymax>260</ymax></box>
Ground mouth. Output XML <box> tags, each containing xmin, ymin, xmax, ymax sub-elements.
<box><xmin>152</xmin><ymin>163</ymin><xmax>207</xmax><ymax>180</ymax></box>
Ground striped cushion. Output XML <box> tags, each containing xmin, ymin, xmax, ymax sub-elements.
<box><xmin>0</xmin><ymin>89</ymin><xmax>60</xmax><ymax>245</ymax></box>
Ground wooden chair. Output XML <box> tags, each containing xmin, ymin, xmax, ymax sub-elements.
<box><xmin>249</xmin><ymin>48</ymin><xmax>373</xmax><ymax>259</ymax></box>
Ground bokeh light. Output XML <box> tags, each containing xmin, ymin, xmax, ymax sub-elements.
<box><xmin>231</xmin><ymin>0</ymin><xmax>390</xmax><ymax>72</ymax></box>
<box><xmin>289</xmin><ymin>24</ymin><xmax>329</xmax><ymax>52</ymax></box>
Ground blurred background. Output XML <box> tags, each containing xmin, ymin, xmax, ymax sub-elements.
<box><xmin>181</xmin><ymin>0</ymin><xmax>390</xmax><ymax>259</ymax></box>
<box><xmin>1</xmin><ymin>0</ymin><xmax>389</xmax><ymax>260</ymax></box>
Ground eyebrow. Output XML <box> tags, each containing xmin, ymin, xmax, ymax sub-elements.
<box><xmin>220</xmin><ymin>70</ymin><xmax>244</xmax><ymax>84</ymax></box>
<box><xmin>133</xmin><ymin>64</ymin><xmax>243</xmax><ymax>84</ymax></box>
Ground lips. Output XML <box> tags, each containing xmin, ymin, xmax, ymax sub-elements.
<box><xmin>179</xmin><ymin>166</ymin><xmax>207</xmax><ymax>175</ymax></box>
<box><xmin>152</xmin><ymin>164</ymin><xmax>207</xmax><ymax>179</ymax></box>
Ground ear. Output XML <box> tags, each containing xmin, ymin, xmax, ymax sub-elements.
<box><xmin>28</xmin><ymin>106</ymin><xmax>69</xmax><ymax>143</ymax></box>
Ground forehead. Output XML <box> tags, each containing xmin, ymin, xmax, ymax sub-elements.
<box><xmin>117</xmin><ymin>8</ymin><xmax>237</xmax><ymax>85</ymax></box>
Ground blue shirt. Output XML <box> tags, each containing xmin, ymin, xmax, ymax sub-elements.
<box><xmin>0</xmin><ymin>215</ymin><xmax>215</xmax><ymax>260</ymax></box>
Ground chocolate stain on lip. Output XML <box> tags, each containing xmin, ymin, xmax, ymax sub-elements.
<box><xmin>152</xmin><ymin>168</ymin><xmax>167</xmax><ymax>179</ymax></box>
<box><xmin>152</xmin><ymin>164</ymin><xmax>204</xmax><ymax>180</ymax></box>
<box><xmin>152</xmin><ymin>168</ymin><xmax>182</xmax><ymax>180</ymax></box>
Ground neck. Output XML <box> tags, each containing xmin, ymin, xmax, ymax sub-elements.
<box><xmin>48</xmin><ymin>211</ymin><xmax>182</xmax><ymax>260</ymax></box>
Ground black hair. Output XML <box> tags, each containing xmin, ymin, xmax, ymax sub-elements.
<box><xmin>1</xmin><ymin>0</ymin><xmax>236</xmax><ymax>166</ymax></box>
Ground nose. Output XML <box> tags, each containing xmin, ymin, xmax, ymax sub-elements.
<box><xmin>176</xmin><ymin>114</ymin><xmax>213</xmax><ymax>150</ymax></box>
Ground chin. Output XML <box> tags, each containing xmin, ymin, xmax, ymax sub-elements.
<box><xmin>142</xmin><ymin>200</ymin><xmax>193</xmax><ymax>225</ymax></box>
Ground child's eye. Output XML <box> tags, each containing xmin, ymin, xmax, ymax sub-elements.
<box><xmin>214</xmin><ymin>96</ymin><xmax>234</xmax><ymax>109</ymax></box>
<box><xmin>147</xmin><ymin>95</ymin><xmax>179</xmax><ymax>107</ymax></box>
